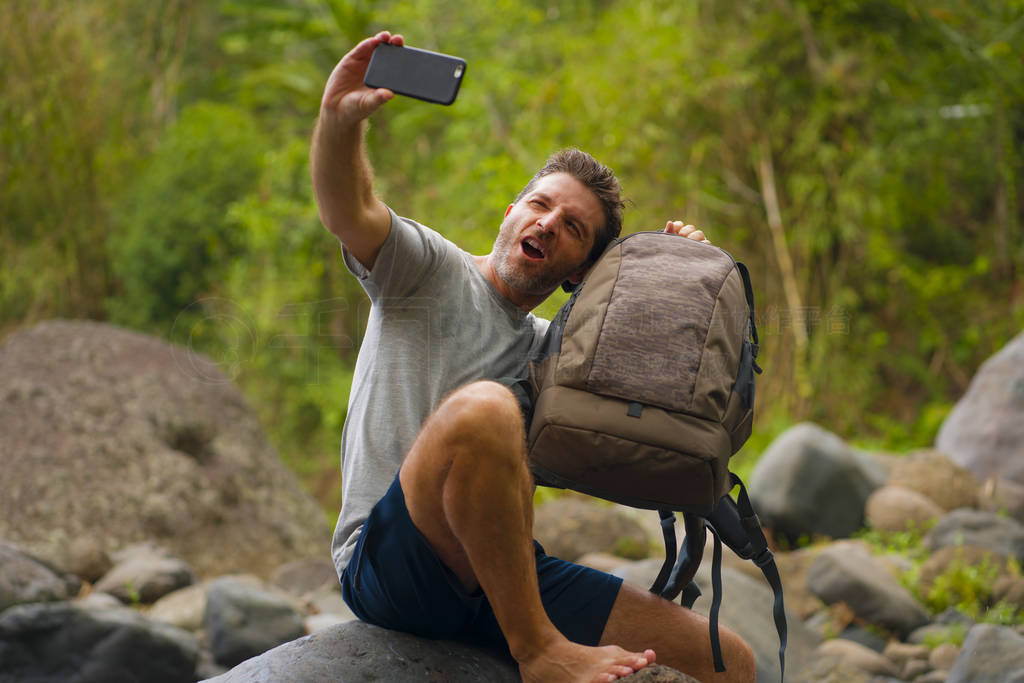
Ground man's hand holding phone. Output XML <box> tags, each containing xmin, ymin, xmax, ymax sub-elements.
<box><xmin>321</xmin><ymin>31</ymin><xmax>405</xmax><ymax>126</ymax></box>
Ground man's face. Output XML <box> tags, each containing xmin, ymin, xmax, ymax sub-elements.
<box><xmin>491</xmin><ymin>172</ymin><xmax>604</xmax><ymax>299</ymax></box>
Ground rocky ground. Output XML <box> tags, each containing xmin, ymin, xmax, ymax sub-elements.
<box><xmin>2</xmin><ymin>322</ymin><xmax>1023</xmax><ymax>682</ymax></box>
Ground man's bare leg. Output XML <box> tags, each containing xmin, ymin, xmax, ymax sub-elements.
<box><xmin>399</xmin><ymin>381</ymin><xmax>655</xmax><ymax>682</ymax></box>
<box><xmin>599</xmin><ymin>582</ymin><xmax>757</xmax><ymax>682</ymax></box>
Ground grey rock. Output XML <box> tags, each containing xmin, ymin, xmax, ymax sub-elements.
<box><xmin>202</xmin><ymin>620</ymin><xmax>519</xmax><ymax>682</ymax></box>
<box><xmin>864</xmin><ymin>485</ymin><xmax>944</xmax><ymax>532</ymax></box>
<box><xmin>614</xmin><ymin>557</ymin><xmax>820</xmax><ymax>682</ymax></box>
<box><xmin>748</xmin><ymin>423</ymin><xmax>883</xmax><ymax>542</ymax></box>
<box><xmin>94</xmin><ymin>543</ymin><xmax>196</xmax><ymax>604</ymax></box>
<box><xmin>994</xmin><ymin>573</ymin><xmax>1024</xmax><ymax>609</ymax></box>
<box><xmin>270</xmin><ymin>557</ymin><xmax>339</xmax><ymax>598</ymax></box>
<box><xmin>887</xmin><ymin>450</ymin><xmax>979</xmax><ymax>512</ymax></box>
<box><xmin>924</xmin><ymin>508</ymin><xmax>1024</xmax><ymax>560</ymax></box>
<box><xmin>204</xmin><ymin>576</ymin><xmax>306</xmax><ymax>667</ymax></box>
<box><xmin>0</xmin><ymin>541</ymin><xmax>78</xmax><ymax>612</ymax></box>
<box><xmin>148</xmin><ymin>582</ymin><xmax>208</xmax><ymax>631</ymax></box>
<box><xmin>0</xmin><ymin>600</ymin><xmax>198</xmax><ymax>682</ymax></box>
<box><xmin>792</xmin><ymin>653</ymin><xmax>873</xmax><ymax>683</ymax></box>
<box><xmin>75</xmin><ymin>591</ymin><xmax>125</xmax><ymax>610</ymax></box>
<box><xmin>947</xmin><ymin>623</ymin><xmax>1024</xmax><ymax>682</ymax></box>
<box><xmin>816</xmin><ymin>639</ymin><xmax>900</xmax><ymax>677</ymax></box>
<box><xmin>929</xmin><ymin>642</ymin><xmax>961</xmax><ymax>671</ymax></box>
<box><xmin>302</xmin><ymin>583</ymin><xmax>356</xmax><ymax>623</ymax></box>
<box><xmin>534</xmin><ymin>497</ymin><xmax>652</xmax><ymax>562</ymax></box>
<box><xmin>806</xmin><ymin>543</ymin><xmax>929</xmax><ymax>637</ymax></box>
<box><xmin>0</xmin><ymin>320</ymin><xmax>330</xmax><ymax>578</ymax></box>
<box><xmin>65</xmin><ymin>536</ymin><xmax>113</xmax><ymax>583</ymax></box>
<box><xmin>835</xmin><ymin>625</ymin><xmax>886</xmax><ymax>653</ymax></box>
<box><xmin>882</xmin><ymin>641</ymin><xmax>929</xmax><ymax>669</ymax></box>
<box><xmin>937</xmin><ymin>331</ymin><xmax>1024</xmax><ymax>485</ymax></box>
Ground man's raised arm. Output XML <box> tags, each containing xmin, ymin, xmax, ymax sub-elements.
<box><xmin>311</xmin><ymin>31</ymin><xmax>403</xmax><ymax>270</ymax></box>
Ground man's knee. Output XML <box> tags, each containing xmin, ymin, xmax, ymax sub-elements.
<box><xmin>433</xmin><ymin>380</ymin><xmax>524</xmax><ymax>445</ymax></box>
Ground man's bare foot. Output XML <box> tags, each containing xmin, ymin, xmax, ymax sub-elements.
<box><xmin>518</xmin><ymin>638</ymin><xmax>656</xmax><ymax>683</ymax></box>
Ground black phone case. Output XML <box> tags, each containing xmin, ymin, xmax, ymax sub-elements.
<box><xmin>364</xmin><ymin>44</ymin><xmax>466</xmax><ymax>106</ymax></box>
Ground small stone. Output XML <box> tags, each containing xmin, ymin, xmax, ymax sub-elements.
<box><xmin>901</xmin><ymin>658</ymin><xmax>930</xmax><ymax>680</ymax></box>
<box><xmin>65</xmin><ymin>537</ymin><xmax>112</xmax><ymax>583</ymax></box>
<box><xmin>929</xmin><ymin>642</ymin><xmax>961</xmax><ymax>671</ymax></box>
<box><xmin>94</xmin><ymin>544</ymin><xmax>195</xmax><ymax>604</ymax></box>
<box><xmin>148</xmin><ymin>582</ymin><xmax>208</xmax><ymax>631</ymax></box>
<box><xmin>816</xmin><ymin>639</ymin><xmax>900</xmax><ymax>677</ymax></box>
<box><xmin>882</xmin><ymin>641</ymin><xmax>929</xmax><ymax>667</ymax></box>
<box><xmin>866</xmin><ymin>486</ymin><xmax>944</xmax><ymax>532</ymax></box>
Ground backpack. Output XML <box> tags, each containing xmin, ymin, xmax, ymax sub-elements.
<box><xmin>522</xmin><ymin>231</ymin><xmax>787</xmax><ymax>678</ymax></box>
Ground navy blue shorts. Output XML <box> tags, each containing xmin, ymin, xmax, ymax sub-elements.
<box><xmin>341</xmin><ymin>473</ymin><xmax>623</xmax><ymax>651</ymax></box>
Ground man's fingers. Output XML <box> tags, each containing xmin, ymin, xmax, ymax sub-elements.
<box><xmin>360</xmin><ymin>88</ymin><xmax>394</xmax><ymax>115</ymax></box>
<box><xmin>664</xmin><ymin>220</ymin><xmax>711</xmax><ymax>244</ymax></box>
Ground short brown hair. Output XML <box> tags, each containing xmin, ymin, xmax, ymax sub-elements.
<box><xmin>516</xmin><ymin>148</ymin><xmax>625</xmax><ymax>267</ymax></box>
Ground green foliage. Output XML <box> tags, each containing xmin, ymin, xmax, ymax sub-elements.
<box><xmin>106</xmin><ymin>103</ymin><xmax>263</xmax><ymax>332</ymax></box>
<box><xmin>853</xmin><ymin>525</ymin><xmax>933</xmax><ymax>564</ymax></box>
<box><xmin>920</xmin><ymin>622</ymin><xmax>968</xmax><ymax>648</ymax></box>
<box><xmin>3</xmin><ymin>0</ymin><xmax>1024</xmax><ymax>512</ymax></box>
<box><xmin>855</xmin><ymin>529</ymin><xmax>1024</xmax><ymax>627</ymax></box>
<box><xmin>921</xmin><ymin>553</ymin><xmax>1001</xmax><ymax>618</ymax></box>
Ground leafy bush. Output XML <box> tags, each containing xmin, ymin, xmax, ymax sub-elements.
<box><xmin>106</xmin><ymin>102</ymin><xmax>263</xmax><ymax>332</ymax></box>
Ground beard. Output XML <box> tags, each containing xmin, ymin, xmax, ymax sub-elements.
<box><xmin>491</xmin><ymin>219</ymin><xmax>575</xmax><ymax>296</ymax></box>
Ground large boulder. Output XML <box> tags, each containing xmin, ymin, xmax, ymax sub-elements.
<box><xmin>748</xmin><ymin>423</ymin><xmax>885</xmax><ymax>542</ymax></box>
<box><xmin>805</xmin><ymin>542</ymin><xmax>929</xmax><ymax>637</ymax></box>
<box><xmin>0</xmin><ymin>600</ymin><xmax>198</xmax><ymax>682</ymax></box>
<box><xmin>203</xmin><ymin>620</ymin><xmax>698</xmax><ymax>683</ymax></box>
<box><xmin>936</xmin><ymin>331</ymin><xmax>1024</xmax><ymax>485</ymax></box>
<box><xmin>947</xmin><ymin>623</ymin><xmax>1024</xmax><ymax>682</ymax></box>
<box><xmin>204</xmin><ymin>620</ymin><xmax>519</xmax><ymax>682</ymax></box>
<box><xmin>0</xmin><ymin>320</ymin><xmax>330</xmax><ymax>578</ymax></box>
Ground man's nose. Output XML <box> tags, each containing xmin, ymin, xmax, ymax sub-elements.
<box><xmin>537</xmin><ymin>208</ymin><xmax>564</xmax><ymax>233</ymax></box>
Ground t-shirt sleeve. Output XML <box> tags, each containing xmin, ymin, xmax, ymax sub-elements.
<box><xmin>341</xmin><ymin>207</ymin><xmax>457</xmax><ymax>301</ymax></box>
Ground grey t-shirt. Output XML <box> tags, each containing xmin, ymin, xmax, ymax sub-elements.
<box><xmin>331</xmin><ymin>209</ymin><xmax>548</xmax><ymax>574</ymax></box>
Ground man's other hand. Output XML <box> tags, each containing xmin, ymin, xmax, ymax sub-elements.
<box><xmin>664</xmin><ymin>221</ymin><xmax>711</xmax><ymax>244</ymax></box>
<box><xmin>321</xmin><ymin>31</ymin><xmax>404</xmax><ymax>124</ymax></box>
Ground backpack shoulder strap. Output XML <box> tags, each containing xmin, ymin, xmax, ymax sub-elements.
<box><xmin>707</xmin><ymin>474</ymin><xmax>788</xmax><ymax>680</ymax></box>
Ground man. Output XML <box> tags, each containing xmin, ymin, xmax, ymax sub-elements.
<box><xmin>312</xmin><ymin>31</ymin><xmax>756</xmax><ymax>683</ymax></box>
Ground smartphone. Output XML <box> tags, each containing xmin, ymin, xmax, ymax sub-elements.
<box><xmin>364</xmin><ymin>43</ymin><xmax>466</xmax><ymax>106</ymax></box>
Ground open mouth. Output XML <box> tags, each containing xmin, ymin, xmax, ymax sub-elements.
<box><xmin>521</xmin><ymin>237</ymin><xmax>545</xmax><ymax>261</ymax></box>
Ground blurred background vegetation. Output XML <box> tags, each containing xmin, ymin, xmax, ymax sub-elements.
<box><xmin>2</xmin><ymin>0</ymin><xmax>1023</xmax><ymax>515</ymax></box>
